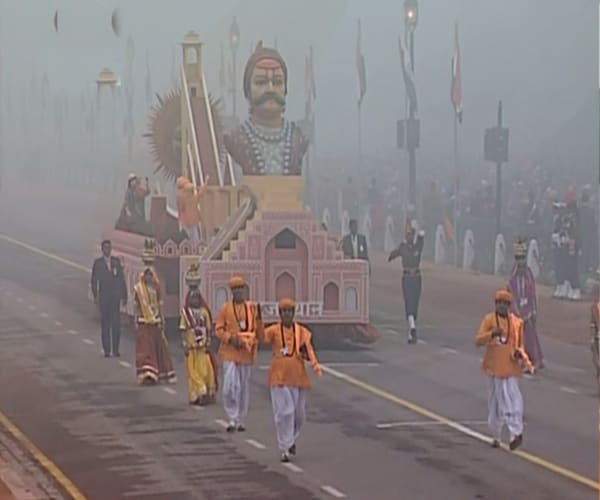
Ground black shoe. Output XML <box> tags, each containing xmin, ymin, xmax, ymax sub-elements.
<box><xmin>281</xmin><ymin>452</ymin><xmax>290</xmax><ymax>463</ymax></box>
<box><xmin>491</xmin><ymin>439</ymin><xmax>500</xmax><ymax>448</ymax></box>
<box><xmin>226</xmin><ymin>424</ymin><xmax>236</xmax><ymax>433</ymax></box>
<box><xmin>237</xmin><ymin>424</ymin><xmax>246</xmax><ymax>432</ymax></box>
<box><xmin>509</xmin><ymin>434</ymin><xmax>523</xmax><ymax>451</ymax></box>
<box><xmin>288</xmin><ymin>444</ymin><xmax>296</xmax><ymax>456</ymax></box>
<box><xmin>408</xmin><ymin>329</ymin><xmax>417</xmax><ymax>344</ymax></box>
<box><xmin>104</xmin><ymin>352</ymin><xmax>110</xmax><ymax>357</ymax></box>
<box><xmin>114</xmin><ymin>352</ymin><xmax>120</xmax><ymax>357</ymax></box>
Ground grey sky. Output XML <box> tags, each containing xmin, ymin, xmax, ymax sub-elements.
<box><xmin>1</xmin><ymin>0</ymin><xmax>597</xmax><ymax>182</ymax></box>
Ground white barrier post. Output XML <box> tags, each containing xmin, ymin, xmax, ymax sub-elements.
<box><xmin>434</xmin><ymin>224</ymin><xmax>446</xmax><ymax>265</ymax></box>
<box><xmin>527</xmin><ymin>239</ymin><xmax>540</xmax><ymax>280</ymax></box>
<box><xmin>362</xmin><ymin>213</ymin><xmax>372</xmax><ymax>249</ymax></box>
<box><xmin>342</xmin><ymin>210</ymin><xmax>350</xmax><ymax>236</ymax></box>
<box><xmin>321</xmin><ymin>207</ymin><xmax>331</xmax><ymax>231</ymax></box>
<box><xmin>462</xmin><ymin>229</ymin><xmax>475</xmax><ymax>271</ymax></box>
<box><xmin>384</xmin><ymin>216</ymin><xmax>396</xmax><ymax>253</ymax></box>
<box><xmin>494</xmin><ymin>233</ymin><xmax>506</xmax><ymax>275</ymax></box>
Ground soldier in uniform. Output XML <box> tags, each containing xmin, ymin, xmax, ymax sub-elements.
<box><xmin>388</xmin><ymin>219</ymin><xmax>425</xmax><ymax>344</ymax></box>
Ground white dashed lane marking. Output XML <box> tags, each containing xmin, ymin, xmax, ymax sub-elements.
<box><xmin>54</xmin><ymin>320</ymin><xmax>63</xmax><ymax>327</ymax></box>
<box><xmin>67</xmin><ymin>330</ymin><xmax>79</xmax><ymax>335</ymax></box>
<box><xmin>559</xmin><ymin>386</ymin><xmax>579</xmax><ymax>395</ymax></box>
<box><xmin>321</xmin><ymin>485</ymin><xmax>347</xmax><ymax>498</ymax></box>
<box><xmin>214</xmin><ymin>419</ymin><xmax>229</xmax><ymax>429</ymax></box>
<box><xmin>118</xmin><ymin>361</ymin><xmax>131</xmax><ymax>368</ymax></box>
<box><xmin>282</xmin><ymin>462</ymin><xmax>303</xmax><ymax>473</ymax></box>
<box><xmin>40</xmin><ymin>312</ymin><xmax>49</xmax><ymax>318</ymax></box>
<box><xmin>27</xmin><ymin>305</ymin><xmax>36</xmax><ymax>311</ymax></box>
<box><xmin>441</xmin><ymin>347</ymin><xmax>458</xmax><ymax>354</ymax></box>
<box><xmin>163</xmin><ymin>387</ymin><xmax>177</xmax><ymax>395</ymax></box>
<box><xmin>82</xmin><ymin>339</ymin><xmax>94</xmax><ymax>345</ymax></box>
<box><xmin>245</xmin><ymin>439</ymin><xmax>266</xmax><ymax>450</ymax></box>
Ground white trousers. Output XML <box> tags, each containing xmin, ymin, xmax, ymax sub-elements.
<box><xmin>222</xmin><ymin>361</ymin><xmax>251</xmax><ymax>424</ymax></box>
<box><xmin>270</xmin><ymin>386</ymin><xmax>306</xmax><ymax>451</ymax></box>
<box><xmin>487</xmin><ymin>376</ymin><xmax>524</xmax><ymax>439</ymax></box>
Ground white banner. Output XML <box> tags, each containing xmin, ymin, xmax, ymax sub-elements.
<box><xmin>260</xmin><ymin>302</ymin><xmax>323</xmax><ymax>317</ymax></box>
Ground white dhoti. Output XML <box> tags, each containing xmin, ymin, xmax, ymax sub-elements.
<box><xmin>270</xmin><ymin>386</ymin><xmax>306</xmax><ymax>452</ymax></box>
<box><xmin>487</xmin><ymin>376</ymin><xmax>524</xmax><ymax>439</ymax></box>
<box><xmin>222</xmin><ymin>361</ymin><xmax>251</xmax><ymax>424</ymax></box>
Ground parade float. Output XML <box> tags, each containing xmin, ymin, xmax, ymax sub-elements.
<box><xmin>99</xmin><ymin>31</ymin><xmax>378</xmax><ymax>343</ymax></box>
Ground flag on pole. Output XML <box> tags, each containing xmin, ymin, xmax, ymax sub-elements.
<box><xmin>398</xmin><ymin>36</ymin><xmax>418</xmax><ymax>114</ymax></box>
<box><xmin>451</xmin><ymin>22</ymin><xmax>463</xmax><ymax>123</ymax></box>
<box><xmin>356</xmin><ymin>20</ymin><xmax>367</xmax><ymax>108</ymax></box>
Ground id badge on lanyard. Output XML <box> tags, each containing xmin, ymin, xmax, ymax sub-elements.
<box><xmin>238</xmin><ymin>319</ymin><xmax>247</xmax><ymax>331</ymax></box>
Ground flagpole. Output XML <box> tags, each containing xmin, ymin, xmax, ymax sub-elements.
<box><xmin>453</xmin><ymin>112</ymin><xmax>458</xmax><ymax>267</ymax></box>
<box><xmin>358</xmin><ymin>102</ymin><xmax>362</xmax><ymax>172</ymax></box>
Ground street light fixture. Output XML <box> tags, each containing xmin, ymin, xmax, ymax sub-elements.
<box><xmin>229</xmin><ymin>16</ymin><xmax>240</xmax><ymax>51</ymax></box>
<box><xmin>404</xmin><ymin>0</ymin><xmax>418</xmax><ymax>29</ymax></box>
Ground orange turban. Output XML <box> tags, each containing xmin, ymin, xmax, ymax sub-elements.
<box><xmin>495</xmin><ymin>289</ymin><xmax>512</xmax><ymax>303</ymax></box>
<box><xmin>229</xmin><ymin>275</ymin><xmax>246</xmax><ymax>289</ymax></box>
<box><xmin>278</xmin><ymin>297</ymin><xmax>296</xmax><ymax>310</ymax></box>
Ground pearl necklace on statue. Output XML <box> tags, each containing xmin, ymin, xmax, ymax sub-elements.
<box><xmin>242</xmin><ymin>118</ymin><xmax>294</xmax><ymax>174</ymax></box>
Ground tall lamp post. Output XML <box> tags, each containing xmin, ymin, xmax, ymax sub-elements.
<box><xmin>229</xmin><ymin>16</ymin><xmax>240</xmax><ymax>120</ymax></box>
<box><xmin>404</xmin><ymin>0</ymin><xmax>419</xmax><ymax>207</ymax></box>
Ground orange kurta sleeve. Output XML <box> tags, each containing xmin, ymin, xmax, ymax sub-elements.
<box><xmin>475</xmin><ymin>314</ymin><xmax>494</xmax><ymax>346</ymax></box>
<box><xmin>301</xmin><ymin>328</ymin><xmax>322</xmax><ymax>376</ymax></box>
<box><xmin>259</xmin><ymin>319</ymin><xmax>274</xmax><ymax>344</ymax></box>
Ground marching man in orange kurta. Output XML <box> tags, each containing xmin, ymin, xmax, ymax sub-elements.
<box><xmin>215</xmin><ymin>276</ymin><xmax>262</xmax><ymax>432</ymax></box>
<box><xmin>475</xmin><ymin>289</ymin><xmax>534</xmax><ymax>451</ymax></box>
<box><xmin>259</xmin><ymin>297</ymin><xmax>322</xmax><ymax>462</ymax></box>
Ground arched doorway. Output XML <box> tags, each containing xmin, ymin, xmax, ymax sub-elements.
<box><xmin>323</xmin><ymin>282</ymin><xmax>339</xmax><ymax>311</ymax></box>
<box><xmin>275</xmin><ymin>272</ymin><xmax>296</xmax><ymax>301</ymax></box>
<box><xmin>265</xmin><ymin>228</ymin><xmax>308</xmax><ymax>302</ymax></box>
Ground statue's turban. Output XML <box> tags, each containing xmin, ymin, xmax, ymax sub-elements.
<box><xmin>243</xmin><ymin>41</ymin><xmax>288</xmax><ymax>99</ymax></box>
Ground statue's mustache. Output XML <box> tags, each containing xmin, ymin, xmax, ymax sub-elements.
<box><xmin>251</xmin><ymin>92</ymin><xmax>286</xmax><ymax>108</ymax></box>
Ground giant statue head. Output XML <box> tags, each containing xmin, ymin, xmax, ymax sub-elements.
<box><xmin>224</xmin><ymin>41</ymin><xmax>308</xmax><ymax>176</ymax></box>
<box><xmin>243</xmin><ymin>42</ymin><xmax>288</xmax><ymax>122</ymax></box>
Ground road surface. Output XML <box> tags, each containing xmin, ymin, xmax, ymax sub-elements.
<box><xmin>0</xmin><ymin>183</ymin><xmax>596</xmax><ymax>499</ymax></box>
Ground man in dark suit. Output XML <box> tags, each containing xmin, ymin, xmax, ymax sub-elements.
<box><xmin>340</xmin><ymin>219</ymin><xmax>369</xmax><ymax>261</ymax></box>
<box><xmin>91</xmin><ymin>240</ymin><xmax>127</xmax><ymax>357</ymax></box>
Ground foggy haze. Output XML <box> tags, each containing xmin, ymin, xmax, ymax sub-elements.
<box><xmin>0</xmin><ymin>0</ymin><xmax>597</xmax><ymax>186</ymax></box>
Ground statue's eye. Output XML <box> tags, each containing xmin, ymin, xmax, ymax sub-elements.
<box><xmin>254</xmin><ymin>77</ymin><xmax>268</xmax><ymax>86</ymax></box>
<box><xmin>273</xmin><ymin>77</ymin><xmax>284</xmax><ymax>86</ymax></box>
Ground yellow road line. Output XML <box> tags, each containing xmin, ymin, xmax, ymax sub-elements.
<box><xmin>0</xmin><ymin>234</ymin><xmax>90</xmax><ymax>274</ymax></box>
<box><xmin>1</xmin><ymin>233</ymin><xmax>598</xmax><ymax>493</ymax></box>
<box><xmin>0</xmin><ymin>411</ymin><xmax>87</xmax><ymax>500</ymax></box>
<box><xmin>322</xmin><ymin>365</ymin><xmax>599</xmax><ymax>492</ymax></box>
